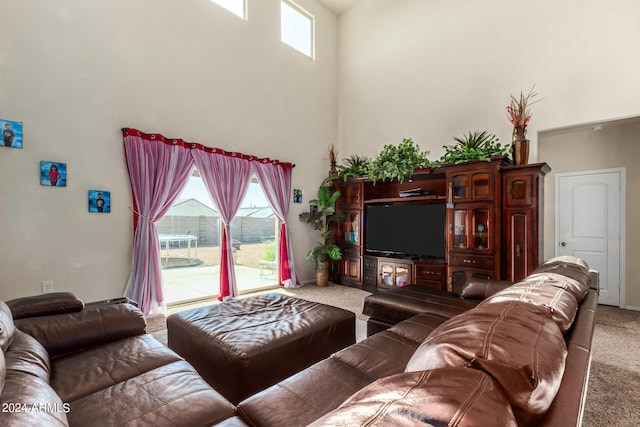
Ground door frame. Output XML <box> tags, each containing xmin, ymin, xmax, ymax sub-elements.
<box><xmin>554</xmin><ymin>167</ymin><xmax>626</xmax><ymax>308</ymax></box>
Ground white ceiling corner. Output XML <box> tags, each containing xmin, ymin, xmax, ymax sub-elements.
<box><xmin>317</xmin><ymin>0</ymin><xmax>361</xmax><ymax>15</ymax></box>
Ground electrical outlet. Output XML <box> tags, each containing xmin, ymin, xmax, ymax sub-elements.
<box><xmin>42</xmin><ymin>281</ymin><xmax>54</xmax><ymax>294</ymax></box>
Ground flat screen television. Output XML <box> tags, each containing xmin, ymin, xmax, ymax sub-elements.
<box><xmin>365</xmin><ymin>203</ymin><xmax>446</xmax><ymax>258</ymax></box>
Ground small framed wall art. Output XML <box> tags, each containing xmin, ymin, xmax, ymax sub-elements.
<box><xmin>293</xmin><ymin>189</ymin><xmax>302</xmax><ymax>203</ymax></box>
<box><xmin>1</xmin><ymin>119</ymin><xmax>23</xmax><ymax>149</ymax></box>
<box><xmin>88</xmin><ymin>190</ymin><xmax>110</xmax><ymax>213</ymax></box>
<box><xmin>40</xmin><ymin>161</ymin><xmax>67</xmax><ymax>187</ymax></box>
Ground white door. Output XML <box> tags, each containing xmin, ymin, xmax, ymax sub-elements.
<box><xmin>556</xmin><ymin>168</ymin><xmax>625</xmax><ymax>306</ymax></box>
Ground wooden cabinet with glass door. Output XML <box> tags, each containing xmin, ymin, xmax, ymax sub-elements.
<box><xmin>450</xmin><ymin>168</ymin><xmax>494</xmax><ymax>202</ymax></box>
<box><xmin>450</xmin><ymin>205</ymin><xmax>492</xmax><ymax>252</ymax></box>
<box><xmin>333</xmin><ymin>179</ymin><xmax>364</xmax><ymax>287</ymax></box>
<box><xmin>447</xmin><ymin>203</ymin><xmax>496</xmax><ymax>291</ymax></box>
<box><xmin>377</xmin><ymin>258</ymin><xmax>412</xmax><ymax>290</ymax></box>
<box><xmin>445</xmin><ymin>158</ymin><xmax>505</xmax><ymax>292</ymax></box>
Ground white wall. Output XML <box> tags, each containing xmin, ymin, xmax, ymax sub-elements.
<box><xmin>338</xmin><ymin>0</ymin><xmax>640</xmax><ymax>161</ymax></box>
<box><xmin>0</xmin><ymin>0</ymin><xmax>338</xmax><ymax>301</ymax></box>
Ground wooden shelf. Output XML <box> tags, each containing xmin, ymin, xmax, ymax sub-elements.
<box><xmin>364</xmin><ymin>194</ymin><xmax>446</xmax><ymax>204</ymax></box>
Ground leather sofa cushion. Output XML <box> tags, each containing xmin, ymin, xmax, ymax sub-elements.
<box><xmin>68</xmin><ymin>360</ymin><xmax>236</xmax><ymax>427</ymax></box>
<box><xmin>482</xmin><ymin>281</ymin><xmax>579</xmax><ymax>333</ymax></box>
<box><xmin>363</xmin><ymin>285</ymin><xmax>478</xmax><ymax>325</ymax></box>
<box><xmin>16</xmin><ymin>302</ymin><xmax>146</xmax><ymax>358</ymax></box>
<box><xmin>0</xmin><ymin>301</ymin><xmax>16</xmax><ymax>351</ymax></box>
<box><xmin>6</xmin><ymin>292</ymin><xmax>84</xmax><ymax>320</ymax></box>
<box><xmin>386</xmin><ymin>312</ymin><xmax>450</xmax><ymax>343</ymax></box>
<box><xmin>530</xmin><ymin>256</ymin><xmax>592</xmax><ymax>300</ymax></box>
<box><xmin>51</xmin><ymin>334</ymin><xmax>182</xmax><ymax>402</ymax></box>
<box><xmin>536</xmin><ymin>255</ymin><xmax>589</xmax><ymax>271</ymax></box>
<box><xmin>239</xmin><ymin>357</ymin><xmax>372</xmax><ymax>426</ymax></box>
<box><xmin>406</xmin><ymin>301</ymin><xmax>567</xmax><ymax>426</ymax></box>
<box><xmin>4</xmin><ymin>330</ymin><xmax>50</xmax><ymax>382</ymax></box>
<box><xmin>459</xmin><ymin>277</ymin><xmax>513</xmax><ymax>299</ymax></box>
<box><xmin>0</xmin><ymin>363</ymin><xmax>69</xmax><ymax>427</ymax></box>
<box><xmin>332</xmin><ymin>313</ymin><xmax>446</xmax><ymax>380</ymax></box>
<box><xmin>522</xmin><ymin>271</ymin><xmax>590</xmax><ymax>304</ymax></box>
<box><xmin>238</xmin><ymin>313</ymin><xmax>446</xmax><ymax>426</ymax></box>
<box><xmin>309</xmin><ymin>368</ymin><xmax>517</xmax><ymax>427</ymax></box>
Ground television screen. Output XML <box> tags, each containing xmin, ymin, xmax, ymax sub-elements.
<box><xmin>365</xmin><ymin>204</ymin><xmax>446</xmax><ymax>258</ymax></box>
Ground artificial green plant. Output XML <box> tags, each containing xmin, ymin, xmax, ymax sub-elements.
<box><xmin>434</xmin><ymin>130</ymin><xmax>511</xmax><ymax>166</ymax></box>
<box><xmin>367</xmin><ymin>138</ymin><xmax>431</xmax><ymax>183</ymax></box>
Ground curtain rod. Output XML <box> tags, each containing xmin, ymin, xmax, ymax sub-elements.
<box><xmin>121</xmin><ymin>127</ymin><xmax>295</xmax><ymax>167</ymax></box>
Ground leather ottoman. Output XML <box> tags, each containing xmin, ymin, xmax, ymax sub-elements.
<box><xmin>167</xmin><ymin>293</ymin><xmax>355</xmax><ymax>404</ymax></box>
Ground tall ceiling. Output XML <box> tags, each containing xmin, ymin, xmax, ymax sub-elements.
<box><xmin>317</xmin><ymin>0</ymin><xmax>361</xmax><ymax>15</ymax></box>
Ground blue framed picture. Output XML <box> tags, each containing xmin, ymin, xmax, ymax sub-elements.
<box><xmin>40</xmin><ymin>161</ymin><xmax>67</xmax><ymax>187</ymax></box>
<box><xmin>1</xmin><ymin>119</ymin><xmax>23</xmax><ymax>149</ymax></box>
<box><xmin>89</xmin><ymin>190</ymin><xmax>110</xmax><ymax>213</ymax></box>
<box><xmin>293</xmin><ymin>189</ymin><xmax>302</xmax><ymax>203</ymax></box>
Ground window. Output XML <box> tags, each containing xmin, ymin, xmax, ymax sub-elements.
<box><xmin>281</xmin><ymin>0</ymin><xmax>314</xmax><ymax>58</ymax></box>
<box><xmin>160</xmin><ymin>172</ymin><xmax>279</xmax><ymax>306</ymax></box>
<box><xmin>210</xmin><ymin>0</ymin><xmax>246</xmax><ymax>19</ymax></box>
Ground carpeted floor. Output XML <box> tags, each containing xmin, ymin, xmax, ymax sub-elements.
<box><xmin>583</xmin><ymin>305</ymin><xmax>640</xmax><ymax>426</ymax></box>
<box><xmin>145</xmin><ymin>284</ymin><xmax>640</xmax><ymax>426</ymax></box>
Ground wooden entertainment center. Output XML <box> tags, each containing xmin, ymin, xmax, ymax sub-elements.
<box><xmin>331</xmin><ymin>157</ymin><xmax>550</xmax><ymax>294</ymax></box>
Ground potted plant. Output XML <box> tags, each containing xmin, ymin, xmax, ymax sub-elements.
<box><xmin>434</xmin><ymin>130</ymin><xmax>511</xmax><ymax>166</ymax></box>
<box><xmin>335</xmin><ymin>154</ymin><xmax>371</xmax><ymax>181</ymax></box>
<box><xmin>368</xmin><ymin>138</ymin><xmax>431</xmax><ymax>183</ymax></box>
<box><xmin>298</xmin><ymin>178</ymin><xmax>345</xmax><ymax>286</ymax></box>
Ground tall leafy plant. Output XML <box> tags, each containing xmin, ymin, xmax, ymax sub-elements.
<box><xmin>298</xmin><ymin>179</ymin><xmax>345</xmax><ymax>271</ymax></box>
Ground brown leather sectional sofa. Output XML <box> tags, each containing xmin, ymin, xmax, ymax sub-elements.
<box><xmin>233</xmin><ymin>256</ymin><xmax>598</xmax><ymax>427</ymax></box>
<box><xmin>1</xmin><ymin>256</ymin><xmax>597</xmax><ymax>426</ymax></box>
<box><xmin>0</xmin><ymin>296</ymin><xmax>235</xmax><ymax>426</ymax></box>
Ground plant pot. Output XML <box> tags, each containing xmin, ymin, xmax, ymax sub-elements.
<box><xmin>315</xmin><ymin>261</ymin><xmax>329</xmax><ymax>287</ymax></box>
<box><xmin>512</xmin><ymin>125</ymin><xmax>530</xmax><ymax>165</ymax></box>
<box><xmin>512</xmin><ymin>139</ymin><xmax>530</xmax><ymax>165</ymax></box>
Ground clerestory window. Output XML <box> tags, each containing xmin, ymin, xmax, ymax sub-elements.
<box><xmin>281</xmin><ymin>0</ymin><xmax>314</xmax><ymax>59</ymax></box>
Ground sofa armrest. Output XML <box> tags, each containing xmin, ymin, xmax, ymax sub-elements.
<box><xmin>5</xmin><ymin>292</ymin><xmax>84</xmax><ymax>320</ymax></box>
<box><xmin>14</xmin><ymin>302</ymin><xmax>146</xmax><ymax>358</ymax></box>
<box><xmin>458</xmin><ymin>278</ymin><xmax>513</xmax><ymax>300</ymax></box>
<box><xmin>589</xmin><ymin>270</ymin><xmax>600</xmax><ymax>292</ymax></box>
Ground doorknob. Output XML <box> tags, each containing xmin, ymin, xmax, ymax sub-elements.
<box><xmin>561</xmin><ymin>242</ymin><xmax>567</xmax><ymax>247</ymax></box>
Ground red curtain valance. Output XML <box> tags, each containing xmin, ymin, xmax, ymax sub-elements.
<box><xmin>121</xmin><ymin>128</ymin><xmax>294</xmax><ymax>167</ymax></box>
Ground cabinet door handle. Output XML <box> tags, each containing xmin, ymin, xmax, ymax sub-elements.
<box><xmin>516</xmin><ymin>245</ymin><xmax>521</xmax><ymax>257</ymax></box>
